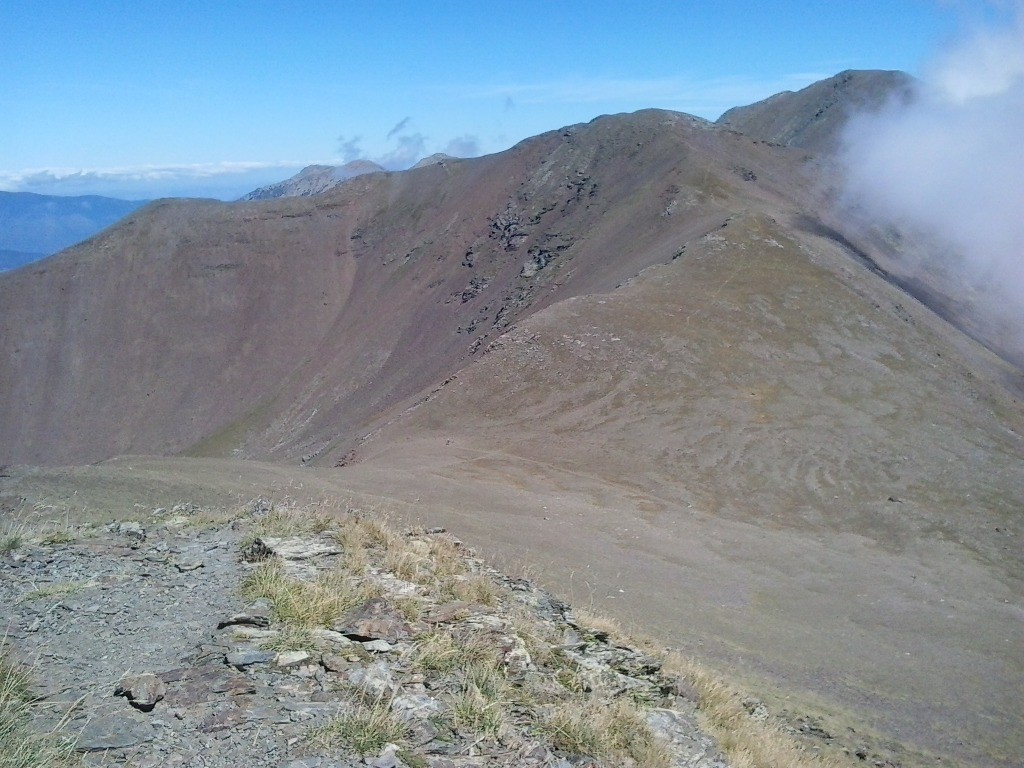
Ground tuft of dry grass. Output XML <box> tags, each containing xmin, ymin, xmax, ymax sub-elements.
<box><xmin>0</xmin><ymin>652</ymin><xmax>76</xmax><ymax>768</ymax></box>
<box><xmin>391</xmin><ymin>596</ymin><xmax>425</xmax><ymax>622</ymax></box>
<box><xmin>410</xmin><ymin>629</ymin><xmax>500</xmax><ymax>677</ymax></box>
<box><xmin>572</xmin><ymin>607</ymin><xmax>628</xmax><ymax>643</ymax></box>
<box><xmin>251</xmin><ymin>500</ymin><xmax>334</xmax><ymax>539</ymax></box>
<box><xmin>353</xmin><ymin>514</ymin><xmax>401</xmax><ymax>551</ymax></box>
<box><xmin>540</xmin><ymin>698</ymin><xmax>670</xmax><ymax>767</ymax></box>
<box><xmin>241</xmin><ymin>559</ymin><xmax>379</xmax><ymax>628</ymax></box>
<box><xmin>442</xmin><ymin>573</ymin><xmax>504</xmax><ymax>606</ymax></box>
<box><xmin>423</xmin><ymin>536</ymin><xmax>466</xmax><ymax>579</ymax></box>
<box><xmin>449</xmin><ymin>682</ymin><xmax>506</xmax><ymax>740</ymax></box>
<box><xmin>18</xmin><ymin>581</ymin><xmax>89</xmax><ymax>604</ymax></box>
<box><xmin>662</xmin><ymin>653</ymin><xmax>843</xmax><ymax>768</ymax></box>
<box><xmin>0</xmin><ymin>520</ymin><xmax>27</xmax><ymax>554</ymax></box>
<box><xmin>383</xmin><ymin>548</ymin><xmax>431</xmax><ymax>584</ymax></box>
<box><xmin>259</xmin><ymin>625</ymin><xmax>319</xmax><ymax>653</ymax></box>
<box><xmin>310</xmin><ymin>692</ymin><xmax>407</xmax><ymax>756</ymax></box>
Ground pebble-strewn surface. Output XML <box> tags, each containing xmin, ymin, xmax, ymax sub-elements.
<box><xmin>1</xmin><ymin>502</ymin><xmax>729</xmax><ymax>768</ymax></box>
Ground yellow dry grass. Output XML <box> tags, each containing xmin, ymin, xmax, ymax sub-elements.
<box><xmin>662</xmin><ymin>653</ymin><xmax>845</xmax><ymax>768</ymax></box>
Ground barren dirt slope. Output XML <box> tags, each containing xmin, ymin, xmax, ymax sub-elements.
<box><xmin>338</xmin><ymin>212</ymin><xmax>1024</xmax><ymax>768</ymax></box>
<box><xmin>716</xmin><ymin>70</ymin><xmax>915</xmax><ymax>152</ymax></box>
<box><xmin>2</xmin><ymin>110</ymin><xmax>821</xmax><ymax>467</ymax></box>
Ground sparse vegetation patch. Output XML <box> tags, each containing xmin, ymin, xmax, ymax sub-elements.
<box><xmin>0</xmin><ymin>495</ymin><xmax>853</xmax><ymax>767</ymax></box>
<box><xmin>0</xmin><ymin>652</ymin><xmax>75</xmax><ymax>768</ymax></box>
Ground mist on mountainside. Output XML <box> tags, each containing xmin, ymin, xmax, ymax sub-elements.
<box><xmin>839</xmin><ymin>8</ymin><xmax>1024</xmax><ymax>350</ymax></box>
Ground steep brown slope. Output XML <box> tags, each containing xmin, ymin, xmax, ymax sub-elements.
<box><xmin>1</xmin><ymin>110</ymin><xmax>821</xmax><ymax>467</ymax></box>
<box><xmin>717</xmin><ymin>69</ymin><xmax>1024</xmax><ymax>373</ymax></box>
<box><xmin>717</xmin><ymin>69</ymin><xmax>915</xmax><ymax>152</ymax></box>
<box><xmin>343</xmin><ymin>212</ymin><xmax>1024</xmax><ymax>767</ymax></box>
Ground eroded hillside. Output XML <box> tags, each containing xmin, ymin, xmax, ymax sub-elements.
<box><xmin>3</xmin><ymin>110</ymin><xmax>823</xmax><ymax>466</ymax></box>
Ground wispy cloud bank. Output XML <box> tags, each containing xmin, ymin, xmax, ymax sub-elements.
<box><xmin>377</xmin><ymin>133</ymin><xmax>428</xmax><ymax>170</ymax></box>
<box><xmin>458</xmin><ymin>72</ymin><xmax>830</xmax><ymax>119</ymax></box>
<box><xmin>337</xmin><ymin>120</ymin><xmax>482</xmax><ymax>171</ymax></box>
<box><xmin>840</xmin><ymin>3</ymin><xmax>1024</xmax><ymax>342</ymax></box>
<box><xmin>337</xmin><ymin>136</ymin><xmax>364</xmax><ymax>163</ymax></box>
<box><xmin>386</xmin><ymin>117</ymin><xmax>413</xmax><ymax>140</ymax></box>
<box><xmin>0</xmin><ymin>161</ymin><xmax>311</xmax><ymax>199</ymax></box>
<box><xmin>444</xmin><ymin>135</ymin><xmax>480</xmax><ymax>157</ymax></box>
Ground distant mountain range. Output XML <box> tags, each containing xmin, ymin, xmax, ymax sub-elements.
<box><xmin>239</xmin><ymin>160</ymin><xmax>385</xmax><ymax>200</ymax></box>
<box><xmin>239</xmin><ymin>155</ymin><xmax>459</xmax><ymax>200</ymax></box>
<box><xmin>0</xmin><ymin>155</ymin><xmax>461</xmax><ymax>269</ymax></box>
<box><xmin>0</xmin><ymin>191</ymin><xmax>149</xmax><ymax>270</ymax></box>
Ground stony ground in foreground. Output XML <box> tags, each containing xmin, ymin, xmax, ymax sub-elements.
<box><xmin>0</xmin><ymin>499</ymin><xmax>746</xmax><ymax>768</ymax></box>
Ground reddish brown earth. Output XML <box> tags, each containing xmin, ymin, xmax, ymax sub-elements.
<box><xmin>2</xmin><ymin>81</ymin><xmax>1023</xmax><ymax>767</ymax></box>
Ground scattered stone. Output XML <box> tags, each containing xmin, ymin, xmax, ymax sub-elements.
<box><xmin>276</xmin><ymin>650</ymin><xmax>312</xmax><ymax>667</ymax></box>
<box><xmin>335</xmin><ymin>597</ymin><xmax>411</xmax><ymax>642</ymax></box>
<box><xmin>225</xmin><ymin>650</ymin><xmax>276</xmax><ymax>668</ymax></box>
<box><xmin>257</xmin><ymin>536</ymin><xmax>342</xmax><ymax>560</ymax></box>
<box><xmin>75</xmin><ymin>715</ymin><xmax>155</xmax><ymax>751</ymax></box>
<box><xmin>240</xmin><ymin>538</ymin><xmax>275</xmax><ymax>562</ymax></box>
<box><xmin>114</xmin><ymin>672</ymin><xmax>167</xmax><ymax>712</ymax></box>
<box><xmin>217</xmin><ymin>612</ymin><xmax>272</xmax><ymax>629</ymax></box>
<box><xmin>1</xmin><ymin>505</ymin><xmax>737</xmax><ymax>768</ymax></box>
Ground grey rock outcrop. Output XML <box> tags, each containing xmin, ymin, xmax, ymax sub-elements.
<box><xmin>0</xmin><ymin>503</ymin><xmax>737</xmax><ymax>767</ymax></box>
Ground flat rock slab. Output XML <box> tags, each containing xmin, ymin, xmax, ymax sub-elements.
<box><xmin>225</xmin><ymin>650</ymin><xmax>275</xmax><ymax>668</ymax></box>
<box><xmin>257</xmin><ymin>536</ymin><xmax>342</xmax><ymax>560</ymax></box>
<box><xmin>76</xmin><ymin>715</ymin><xmax>155</xmax><ymax>751</ymax></box>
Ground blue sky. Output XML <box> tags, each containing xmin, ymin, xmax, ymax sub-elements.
<box><xmin>0</xmin><ymin>1</ymin><xmax>1003</xmax><ymax>199</ymax></box>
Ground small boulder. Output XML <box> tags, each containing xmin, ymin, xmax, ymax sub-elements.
<box><xmin>114</xmin><ymin>672</ymin><xmax>166</xmax><ymax>712</ymax></box>
<box><xmin>334</xmin><ymin>597</ymin><xmax>411</xmax><ymax>643</ymax></box>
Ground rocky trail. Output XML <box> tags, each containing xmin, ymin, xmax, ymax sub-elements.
<box><xmin>1</xmin><ymin>500</ymin><xmax>734</xmax><ymax>768</ymax></box>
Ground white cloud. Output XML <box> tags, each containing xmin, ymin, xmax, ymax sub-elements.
<box><xmin>375</xmin><ymin>133</ymin><xmax>427</xmax><ymax>171</ymax></box>
<box><xmin>840</xmin><ymin>3</ymin><xmax>1024</xmax><ymax>347</ymax></box>
<box><xmin>386</xmin><ymin>117</ymin><xmax>413</xmax><ymax>140</ymax></box>
<box><xmin>0</xmin><ymin>161</ymin><xmax>312</xmax><ymax>199</ymax></box>
<box><xmin>931</xmin><ymin>6</ymin><xmax>1024</xmax><ymax>101</ymax></box>
<box><xmin>444</xmin><ymin>135</ymin><xmax>481</xmax><ymax>158</ymax></box>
